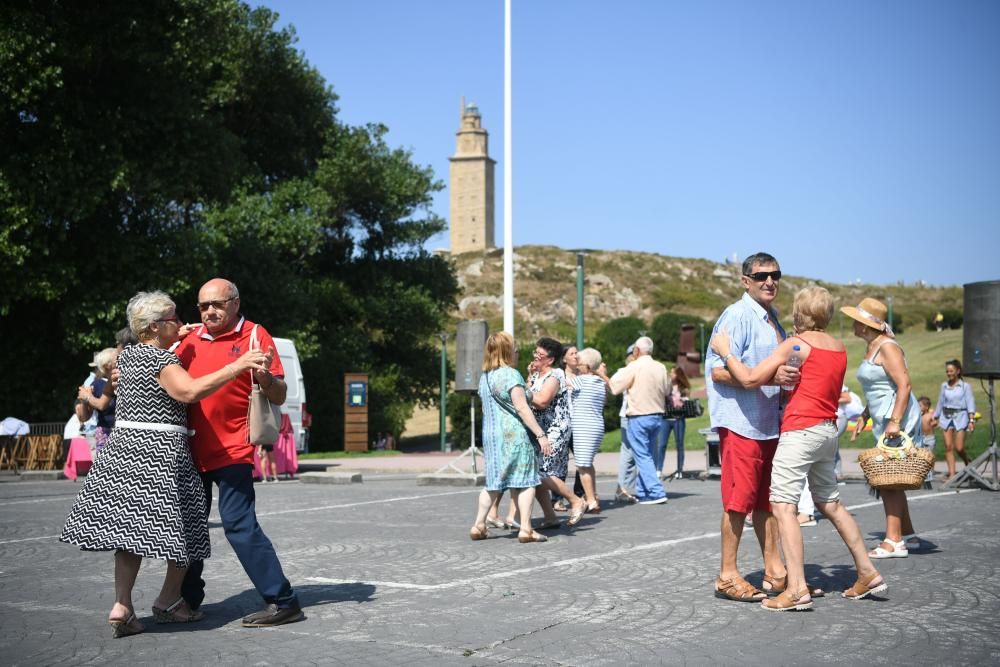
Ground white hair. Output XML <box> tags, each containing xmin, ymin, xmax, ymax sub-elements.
<box><xmin>634</xmin><ymin>336</ymin><xmax>654</xmax><ymax>355</ymax></box>
<box><xmin>92</xmin><ymin>348</ymin><xmax>119</xmax><ymax>379</ymax></box>
<box><xmin>127</xmin><ymin>290</ymin><xmax>176</xmax><ymax>339</ymax></box>
<box><xmin>577</xmin><ymin>347</ymin><xmax>602</xmax><ymax>371</ymax></box>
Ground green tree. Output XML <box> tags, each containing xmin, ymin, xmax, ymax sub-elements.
<box><xmin>0</xmin><ymin>2</ymin><xmax>458</xmax><ymax>450</ymax></box>
<box><xmin>649</xmin><ymin>312</ymin><xmax>708</xmax><ymax>363</ymax></box>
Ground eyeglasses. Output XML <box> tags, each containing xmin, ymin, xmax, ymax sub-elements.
<box><xmin>196</xmin><ymin>297</ymin><xmax>235</xmax><ymax>312</ymax></box>
<box><xmin>156</xmin><ymin>316</ymin><xmax>181</xmax><ymax>324</ymax></box>
<box><xmin>744</xmin><ymin>270</ymin><xmax>782</xmax><ymax>282</ymax></box>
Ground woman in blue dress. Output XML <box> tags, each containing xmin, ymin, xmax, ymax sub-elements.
<box><xmin>843</xmin><ymin>298</ymin><xmax>923</xmax><ymax>558</ymax></box>
<box><xmin>470</xmin><ymin>331</ymin><xmax>552</xmax><ymax>543</ymax></box>
<box><xmin>933</xmin><ymin>359</ymin><xmax>976</xmax><ymax>478</ymax></box>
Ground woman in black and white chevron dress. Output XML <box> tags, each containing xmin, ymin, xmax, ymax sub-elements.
<box><xmin>61</xmin><ymin>291</ymin><xmax>268</xmax><ymax>638</ymax></box>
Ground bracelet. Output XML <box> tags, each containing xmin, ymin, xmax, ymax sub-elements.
<box><xmin>889</xmin><ymin>416</ymin><xmax>901</xmax><ymax>424</ymax></box>
<box><xmin>225</xmin><ymin>364</ymin><xmax>237</xmax><ymax>380</ymax></box>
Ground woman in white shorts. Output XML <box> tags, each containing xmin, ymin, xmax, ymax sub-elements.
<box><xmin>712</xmin><ymin>287</ymin><xmax>887</xmax><ymax>611</ymax></box>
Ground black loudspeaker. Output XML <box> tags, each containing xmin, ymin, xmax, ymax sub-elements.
<box><xmin>455</xmin><ymin>320</ymin><xmax>488</xmax><ymax>393</ymax></box>
<box><xmin>963</xmin><ymin>280</ymin><xmax>1000</xmax><ymax>379</ymax></box>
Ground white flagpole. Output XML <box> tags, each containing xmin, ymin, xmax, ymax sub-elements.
<box><xmin>503</xmin><ymin>0</ymin><xmax>514</xmax><ymax>336</ymax></box>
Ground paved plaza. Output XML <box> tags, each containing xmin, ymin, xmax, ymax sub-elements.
<box><xmin>1</xmin><ymin>472</ymin><xmax>999</xmax><ymax>666</ymax></box>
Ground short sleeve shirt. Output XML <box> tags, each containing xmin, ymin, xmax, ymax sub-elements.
<box><xmin>705</xmin><ymin>292</ymin><xmax>785</xmax><ymax>440</ymax></box>
<box><xmin>174</xmin><ymin>317</ymin><xmax>285</xmax><ymax>472</ymax></box>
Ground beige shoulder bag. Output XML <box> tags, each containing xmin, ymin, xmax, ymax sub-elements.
<box><xmin>247</xmin><ymin>324</ymin><xmax>281</xmax><ymax>445</ymax></box>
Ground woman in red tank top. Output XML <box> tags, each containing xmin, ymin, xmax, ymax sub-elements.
<box><xmin>711</xmin><ymin>287</ymin><xmax>887</xmax><ymax>610</ymax></box>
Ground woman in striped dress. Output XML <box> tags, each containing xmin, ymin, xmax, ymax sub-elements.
<box><xmin>570</xmin><ymin>348</ymin><xmax>607</xmax><ymax>513</ymax></box>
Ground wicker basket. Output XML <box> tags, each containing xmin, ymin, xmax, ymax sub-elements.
<box><xmin>858</xmin><ymin>432</ymin><xmax>935</xmax><ymax>491</ymax></box>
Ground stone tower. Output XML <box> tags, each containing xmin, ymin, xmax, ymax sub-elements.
<box><xmin>449</xmin><ymin>98</ymin><xmax>495</xmax><ymax>254</ymax></box>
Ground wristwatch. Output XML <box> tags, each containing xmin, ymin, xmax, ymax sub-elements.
<box><xmin>721</xmin><ymin>353</ymin><xmax>733</xmax><ymax>369</ymax></box>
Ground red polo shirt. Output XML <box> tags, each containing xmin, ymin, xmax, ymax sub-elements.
<box><xmin>174</xmin><ymin>317</ymin><xmax>285</xmax><ymax>473</ymax></box>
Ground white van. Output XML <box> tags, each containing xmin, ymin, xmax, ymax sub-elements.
<box><xmin>273</xmin><ymin>337</ymin><xmax>310</xmax><ymax>452</ymax></box>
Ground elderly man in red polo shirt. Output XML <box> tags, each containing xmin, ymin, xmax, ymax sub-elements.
<box><xmin>177</xmin><ymin>278</ymin><xmax>303</xmax><ymax>627</ymax></box>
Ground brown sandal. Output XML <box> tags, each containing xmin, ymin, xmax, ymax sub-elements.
<box><xmin>714</xmin><ymin>575</ymin><xmax>766</xmax><ymax>602</ymax></box>
<box><xmin>842</xmin><ymin>571</ymin><xmax>888</xmax><ymax>599</ymax></box>
<box><xmin>762</xmin><ymin>574</ymin><xmax>826</xmax><ymax>598</ymax></box>
<box><xmin>469</xmin><ymin>525</ymin><xmax>489</xmax><ymax>541</ymax></box>
<box><xmin>518</xmin><ymin>531</ymin><xmax>548</xmax><ymax>543</ymax></box>
<box><xmin>761</xmin><ymin>589</ymin><xmax>813</xmax><ymax>611</ymax></box>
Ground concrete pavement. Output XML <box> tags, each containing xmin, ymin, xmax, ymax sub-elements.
<box><xmin>2</xmin><ymin>469</ymin><xmax>998</xmax><ymax>665</ymax></box>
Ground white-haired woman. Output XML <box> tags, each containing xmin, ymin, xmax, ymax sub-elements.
<box><xmin>61</xmin><ymin>291</ymin><xmax>269</xmax><ymax>638</ymax></box>
<box><xmin>77</xmin><ymin>347</ymin><xmax>119</xmax><ymax>453</ymax></box>
<box><xmin>570</xmin><ymin>347</ymin><xmax>607</xmax><ymax>513</ymax></box>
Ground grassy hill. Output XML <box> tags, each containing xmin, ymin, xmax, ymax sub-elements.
<box><xmin>448</xmin><ymin>245</ymin><xmax>963</xmax><ymax>341</ymax></box>
<box><xmin>408</xmin><ymin>246</ymin><xmax>992</xmax><ymax>460</ymax></box>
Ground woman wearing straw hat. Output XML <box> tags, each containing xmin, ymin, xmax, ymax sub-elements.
<box><xmin>842</xmin><ymin>297</ymin><xmax>922</xmax><ymax>559</ymax></box>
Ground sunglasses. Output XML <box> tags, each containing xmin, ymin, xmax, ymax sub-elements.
<box><xmin>744</xmin><ymin>270</ymin><xmax>782</xmax><ymax>282</ymax></box>
<box><xmin>196</xmin><ymin>297</ymin><xmax>236</xmax><ymax>312</ymax></box>
<box><xmin>156</xmin><ymin>316</ymin><xmax>181</xmax><ymax>325</ymax></box>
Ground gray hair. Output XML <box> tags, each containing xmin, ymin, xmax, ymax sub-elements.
<box><xmin>577</xmin><ymin>347</ymin><xmax>602</xmax><ymax>371</ymax></box>
<box><xmin>127</xmin><ymin>290</ymin><xmax>176</xmax><ymax>339</ymax></box>
<box><xmin>634</xmin><ymin>336</ymin><xmax>654</xmax><ymax>355</ymax></box>
<box><xmin>742</xmin><ymin>251</ymin><xmax>779</xmax><ymax>276</ymax></box>
<box><xmin>92</xmin><ymin>347</ymin><xmax>119</xmax><ymax>379</ymax></box>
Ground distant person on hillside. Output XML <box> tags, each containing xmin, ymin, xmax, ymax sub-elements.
<box><xmin>933</xmin><ymin>359</ymin><xmax>975</xmax><ymax>478</ymax></box>
<box><xmin>934</xmin><ymin>312</ymin><xmax>944</xmax><ymax>332</ymax></box>
<box><xmin>704</xmin><ymin>251</ymin><xmax>800</xmax><ymax>603</ymax></box>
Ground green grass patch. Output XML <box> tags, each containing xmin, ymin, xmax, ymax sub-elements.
<box><xmin>299</xmin><ymin>450</ymin><xmax>402</xmax><ymax>459</ymax></box>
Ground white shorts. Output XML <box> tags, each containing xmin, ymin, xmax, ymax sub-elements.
<box><xmin>769</xmin><ymin>420</ymin><xmax>840</xmax><ymax>506</ymax></box>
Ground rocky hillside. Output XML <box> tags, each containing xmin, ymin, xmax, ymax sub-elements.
<box><xmin>448</xmin><ymin>245</ymin><xmax>963</xmax><ymax>336</ymax></box>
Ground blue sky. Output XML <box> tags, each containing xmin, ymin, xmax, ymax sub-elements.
<box><xmin>260</xmin><ymin>0</ymin><xmax>999</xmax><ymax>287</ymax></box>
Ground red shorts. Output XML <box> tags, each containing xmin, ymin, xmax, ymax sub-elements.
<box><xmin>718</xmin><ymin>428</ymin><xmax>779</xmax><ymax>515</ymax></box>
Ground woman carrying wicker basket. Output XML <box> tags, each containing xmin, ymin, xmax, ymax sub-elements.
<box><xmin>712</xmin><ymin>287</ymin><xmax>887</xmax><ymax>610</ymax></box>
<box><xmin>843</xmin><ymin>297</ymin><xmax>923</xmax><ymax>559</ymax></box>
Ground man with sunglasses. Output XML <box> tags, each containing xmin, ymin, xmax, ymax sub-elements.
<box><xmin>175</xmin><ymin>278</ymin><xmax>304</xmax><ymax>627</ymax></box>
<box><xmin>705</xmin><ymin>252</ymin><xmax>801</xmax><ymax>602</ymax></box>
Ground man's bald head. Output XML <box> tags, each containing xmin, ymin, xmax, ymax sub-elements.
<box><xmin>197</xmin><ymin>278</ymin><xmax>241</xmax><ymax>334</ymax></box>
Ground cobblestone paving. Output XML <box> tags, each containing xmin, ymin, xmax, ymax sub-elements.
<box><xmin>1</xmin><ymin>475</ymin><xmax>998</xmax><ymax>665</ymax></box>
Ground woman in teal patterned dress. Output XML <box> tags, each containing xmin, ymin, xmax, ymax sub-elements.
<box><xmin>470</xmin><ymin>331</ymin><xmax>552</xmax><ymax>543</ymax></box>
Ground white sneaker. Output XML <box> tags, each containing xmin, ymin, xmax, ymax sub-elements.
<box><xmin>639</xmin><ymin>497</ymin><xmax>668</xmax><ymax>505</ymax></box>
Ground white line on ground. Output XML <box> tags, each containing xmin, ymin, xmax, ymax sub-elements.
<box><xmin>0</xmin><ymin>487</ymin><xmax>979</xmax><ymax>549</ymax></box>
<box><xmin>0</xmin><ymin>496</ymin><xmax>78</xmax><ymax>506</ymax></box>
<box><xmin>303</xmin><ymin>488</ymin><xmax>982</xmax><ymax>591</ymax></box>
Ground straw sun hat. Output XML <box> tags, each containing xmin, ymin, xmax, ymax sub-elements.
<box><xmin>840</xmin><ymin>297</ymin><xmax>891</xmax><ymax>333</ymax></box>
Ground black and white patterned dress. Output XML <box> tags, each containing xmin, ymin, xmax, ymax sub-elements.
<box><xmin>61</xmin><ymin>344</ymin><xmax>210</xmax><ymax>566</ymax></box>
<box><xmin>530</xmin><ymin>368</ymin><xmax>572</xmax><ymax>479</ymax></box>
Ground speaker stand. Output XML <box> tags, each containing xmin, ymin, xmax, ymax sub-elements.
<box><xmin>435</xmin><ymin>395</ymin><xmax>482</xmax><ymax>475</ymax></box>
<box><xmin>944</xmin><ymin>378</ymin><xmax>999</xmax><ymax>491</ymax></box>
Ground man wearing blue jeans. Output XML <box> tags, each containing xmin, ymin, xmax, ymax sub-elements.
<box><xmin>602</xmin><ymin>337</ymin><xmax>670</xmax><ymax>505</ymax></box>
<box><xmin>613</xmin><ymin>345</ymin><xmax>638</xmax><ymax>502</ymax></box>
<box><xmin>176</xmin><ymin>278</ymin><xmax>303</xmax><ymax>627</ymax></box>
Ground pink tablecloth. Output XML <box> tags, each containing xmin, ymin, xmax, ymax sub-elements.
<box><xmin>253</xmin><ymin>430</ymin><xmax>298</xmax><ymax>479</ymax></box>
<box><xmin>63</xmin><ymin>437</ymin><xmax>93</xmax><ymax>481</ymax></box>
